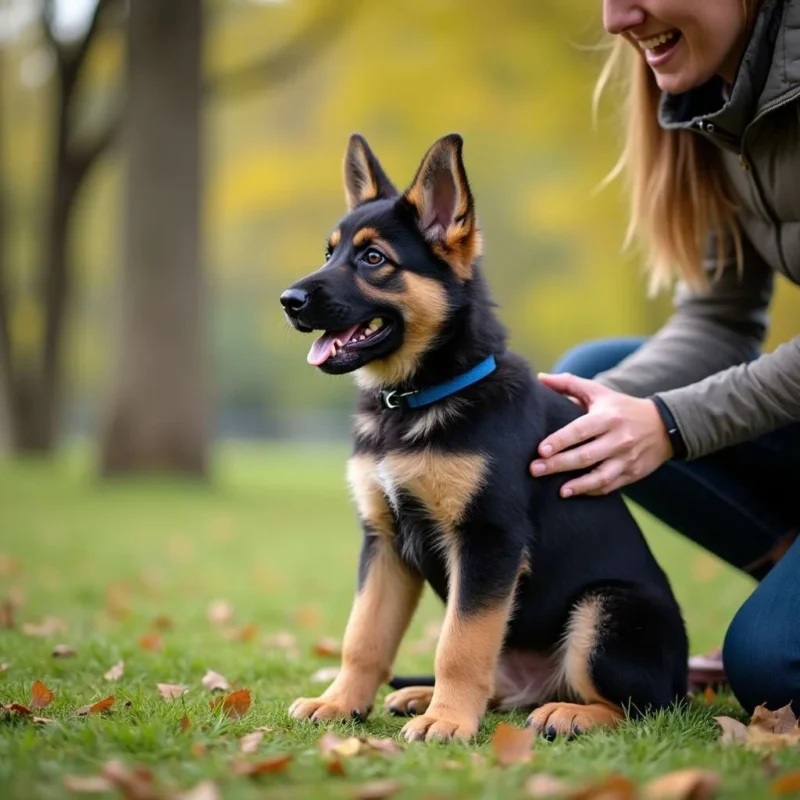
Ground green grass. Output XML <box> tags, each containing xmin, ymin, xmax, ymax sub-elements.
<box><xmin>0</xmin><ymin>444</ymin><xmax>796</xmax><ymax>799</ymax></box>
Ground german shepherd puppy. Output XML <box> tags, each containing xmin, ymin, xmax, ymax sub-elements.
<box><xmin>280</xmin><ymin>134</ymin><xmax>688</xmax><ymax>743</ymax></box>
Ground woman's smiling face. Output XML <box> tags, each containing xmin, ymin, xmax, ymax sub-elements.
<box><xmin>602</xmin><ymin>0</ymin><xmax>753</xmax><ymax>93</ymax></box>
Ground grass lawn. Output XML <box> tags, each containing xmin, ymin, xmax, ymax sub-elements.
<box><xmin>1</xmin><ymin>443</ymin><xmax>797</xmax><ymax>799</ymax></box>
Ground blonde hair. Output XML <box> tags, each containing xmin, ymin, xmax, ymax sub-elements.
<box><xmin>596</xmin><ymin>3</ymin><xmax>759</xmax><ymax>295</ymax></box>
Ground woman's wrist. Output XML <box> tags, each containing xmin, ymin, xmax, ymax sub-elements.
<box><xmin>649</xmin><ymin>395</ymin><xmax>688</xmax><ymax>461</ymax></box>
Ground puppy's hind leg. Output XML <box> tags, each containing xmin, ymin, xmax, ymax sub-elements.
<box><xmin>527</xmin><ymin>586</ymin><xmax>688</xmax><ymax>739</ymax></box>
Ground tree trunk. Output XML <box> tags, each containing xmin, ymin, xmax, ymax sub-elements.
<box><xmin>100</xmin><ymin>0</ymin><xmax>206</xmax><ymax>476</ymax></box>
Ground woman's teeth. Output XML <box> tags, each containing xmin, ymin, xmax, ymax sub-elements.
<box><xmin>639</xmin><ymin>31</ymin><xmax>677</xmax><ymax>51</ymax></box>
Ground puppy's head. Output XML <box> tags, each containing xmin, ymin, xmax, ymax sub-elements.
<box><xmin>280</xmin><ymin>133</ymin><xmax>482</xmax><ymax>389</ymax></box>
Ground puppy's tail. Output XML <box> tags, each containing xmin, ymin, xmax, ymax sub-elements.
<box><xmin>388</xmin><ymin>675</ymin><xmax>435</xmax><ymax>690</ymax></box>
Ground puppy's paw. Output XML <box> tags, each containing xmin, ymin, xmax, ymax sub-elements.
<box><xmin>288</xmin><ymin>696</ymin><xmax>370</xmax><ymax>723</ymax></box>
<box><xmin>385</xmin><ymin>686</ymin><xmax>434</xmax><ymax>717</ymax></box>
<box><xmin>400</xmin><ymin>710</ymin><xmax>478</xmax><ymax>743</ymax></box>
<box><xmin>525</xmin><ymin>702</ymin><xmax>622</xmax><ymax>740</ymax></box>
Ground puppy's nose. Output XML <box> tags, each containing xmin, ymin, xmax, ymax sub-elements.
<box><xmin>280</xmin><ymin>288</ymin><xmax>308</xmax><ymax>315</ymax></box>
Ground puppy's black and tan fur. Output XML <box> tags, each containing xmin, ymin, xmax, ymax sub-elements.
<box><xmin>281</xmin><ymin>134</ymin><xmax>688</xmax><ymax>742</ymax></box>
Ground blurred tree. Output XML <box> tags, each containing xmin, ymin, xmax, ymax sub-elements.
<box><xmin>0</xmin><ymin>0</ymin><xmax>120</xmax><ymax>453</ymax></box>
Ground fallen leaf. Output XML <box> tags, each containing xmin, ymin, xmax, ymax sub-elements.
<box><xmin>352</xmin><ymin>779</ymin><xmax>401</xmax><ymax>800</ymax></box>
<box><xmin>157</xmin><ymin>683</ymin><xmax>188</xmax><ymax>701</ymax></box>
<box><xmin>31</xmin><ymin>680</ymin><xmax>54</xmax><ymax>709</ymax></box>
<box><xmin>525</xmin><ymin>774</ymin><xmax>574</xmax><ymax>797</ymax></box>
<box><xmin>22</xmin><ymin>617</ymin><xmax>67</xmax><ymax>637</ymax></box>
<box><xmin>491</xmin><ymin>723</ymin><xmax>534</xmax><ymax>766</ymax></box>
<box><xmin>752</xmin><ymin>703</ymin><xmax>799</xmax><ymax>736</ymax></box>
<box><xmin>180</xmin><ymin>714</ymin><xmax>191</xmax><ymax>732</ymax></box>
<box><xmin>0</xmin><ymin>600</ymin><xmax>15</xmax><ymax>629</ymax></box>
<box><xmin>176</xmin><ymin>780</ymin><xmax>220</xmax><ymax>800</ymax></box>
<box><xmin>573</xmin><ymin>775</ymin><xmax>637</xmax><ymax>800</ymax></box>
<box><xmin>327</xmin><ymin>757</ymin><xmax>347</xmax><ymax>776</ymax></box>
<box><xmin>75</xmin><ymin>696</ymin><xmax>115</xmax><ymax>716</ymax></box>
<box><xmin>32</xmin><ymin>716</ymin><xmax>53</xmax><ymax>724</ymax></box>
<box><xmin>311</xmin><ymin>666</ymin><xmax>341</xmax><ymax>683</ymax></box>
<box><xmin>232</xmin><ymin>754</ymin><xmax>293</xmax><ymax>776</ymax></box>
<box><xmin>100</xmin><ymin>760</ymin><xmax>158</xmax><ymax>800</ymax></box>
<box><xmin>319</xmin><ymin>732</ymin><xmax>364</xmax><ymax>757</ymax></box>
<box><xmin>265</xmin><ymin>631</ymin><xmax>297</xmax><ymax>650</ymax></box>
<box><xmin>313</xmin><ymin>637</ymin><xmax>342</xmax><ymax>658</ymax></box>
<box><xmin>227</xmin><ymin>622</ymin><xmax>257</xmax><ymax>642</ymax></box>
<box><xmin>201</xmin><ymin>670</ymin><xmax>230</xmax><ymax>692</ymax></box>
<box><xmin>239</xmin><ymin>731</ymin><xmax>264</xmax><ymax>754</ymax></box>
<box><xmin>365</xmin><ymin>736</ymin><xmax>403</xmax><ymax>757</ymax></box>
<box><xmin>105</xmin><ymin>660</ymin><xmax>125</xmax><ymax>681</ymax></box>
<box><xmin>216</xmin><ymin>688</ymin><xmax>250</xmax><ymax>718</ymax></box>
<box><xmin>52</xmin><ymin>644</ymin><xmax>77</xmax><ymax>658</ymax></box>
<box><xmin>642</xmin><ymin>769</ymin><xmax>721</xmax><ymax>799</ymax></box>
<box><xmin>151</xmin><ymin>615</ymin><xmax>173</xmax><ymax>630</ymax></box>
<box><xmin>207</xmin><ymin>600</ymin><xmax>233</xmax><ymax>626</ymax></box>
<box><xmin>714</xmin><ymin>716</ymin><xmax>749</xmax><ymax>745</ymax></box>
<box><xmin>138</xmin><ymin>633</ymin><xmax>164</xmax><ymax>652</ymax></box>
<box><xmin>63</xmin><ymin>775</ymin><xmax>114</xmax><ymax>793</ymax></box>
<box><xmin>1</xmin><ymin>703</ymin><xmax>31</xmax><ymax>715</ymax></box>
<box><xmin>191</xmin><ymin>742</ymin><xmax>208</xmax><ymax>757</ymax></box>
<box><xmin>771</xmin><ymin>770</ymin><xmax>800</xmax><ymax>796</ymax></box>
<box><xmin>703</xmin><ymin>686</ymin><xmax>716</xmax><ymax>703</ymax></box>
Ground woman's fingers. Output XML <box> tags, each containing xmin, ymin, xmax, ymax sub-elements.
<box><xmin>535</xmin><ymin>412</ymin><xmax>609</xmax><ymax>460</ymax></box>
<box><xmin>560</xmin><ymin>461</ymin><xmax>623</xmax><ymax>498</ymax></box>
<box><xmin>537</xmin><ymin>372</ymin><xmax>605</xmax><ymax>406</ymax></box>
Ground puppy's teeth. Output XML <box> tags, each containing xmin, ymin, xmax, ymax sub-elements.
<box><xmin>369</xmin><ymin>317</ymin><xmax>383</xmax><ymax>329</ymax></box>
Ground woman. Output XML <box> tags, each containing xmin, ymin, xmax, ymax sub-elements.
<box><xmin>531</xmin><ymin>0</ymin><xmax>800</xmax><ymax>713</ymax></box>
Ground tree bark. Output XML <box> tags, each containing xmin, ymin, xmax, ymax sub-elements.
<box><xmin>100</xmin><ymin>0</ymin><xmax>206</xmax><ymax>475</ymax></box>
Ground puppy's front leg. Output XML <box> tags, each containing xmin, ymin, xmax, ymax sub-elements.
<box><xmin>401</xmin><ymin>544</ymin><xmax>520</xmax><ymax>742</ymax></box>
<box><xmin>290</xmin><ymin>534</ymin><xmax>423</xmax><ymax>723</ymax></box>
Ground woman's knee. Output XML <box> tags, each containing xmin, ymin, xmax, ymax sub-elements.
<box><xmin>723</xmin><ymin>595</ymin><xmax>799</xmax><ymax>714</ymax></box>
<box><xmin>552</xmin><ymin>337</ymin><xmax>646</xmax><ymax>379</ymax></box>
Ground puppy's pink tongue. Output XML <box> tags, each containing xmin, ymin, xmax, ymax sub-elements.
<box><xmin>307</xmin><ymin>325</ymin><xmax>360</xmax><ymax>366</ymax></box>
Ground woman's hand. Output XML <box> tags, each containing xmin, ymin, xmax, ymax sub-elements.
<box><xmin>529</xmin><ymin>372</ymin><xmax>673</xmax><ymax>498</ymax></box>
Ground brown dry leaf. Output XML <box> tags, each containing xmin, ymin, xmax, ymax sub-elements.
<box><xmin>311</xmin><ymin>666</ymin><xmax>340</xmax><ymax>684</ymax></box>
<box><xmin>703</xmin><ymin>686</ymin><xmax>716</xmax><ymax>703</ymax></box>
<box><xmin>0</xmin><ymin>600</ymin><xmax>15</xmax><ymax>629</ymax></box>
<box><xmin>138</xmin><ymin>633</ymin><xmax>164</xmax><ymax>652</ymax></box>
<box><xmin>327</xmin><ymin>757</ymin><xmax>347</xmax><ymax>777</ymax></box>
<box><xmin>22</xmin><ymin>617</ymin><xmax>67</xmax><ymax>637</ymax></box>
<box><xmin>365</xmin><ymin>737</ymin><xmax>403</xmax><ymax>757</ymax></box>
<box><xmin>313</xmin><ymin>637</ymin><xmax>342</xmax><ymax>658</ymax></box>
<box><xmin>642</xmin><ymin>769</ymin><xmax>721</xmax><ymax>799</ymax></box>
<box><xmin>176</xmin><ymin>780</ymin><xmax>220</xmax><ymax>800</ymax></box>
<box><xmin>31</xmin><ymin>680</ymin><xmax>54</xmax><ymax>709</ymax></box>
<box><xmin>52</xmin><ymin>644</ymin><xmax>77</xmax><ymax>658</ymax></box>
<box><xmin>227</xmin><ymin>622</ymin><xmax>257</xmax><ymax>642</ymax></box>
<box><xmin>771</xmin><ymin>770</ymin><xmax>800</xmax><ymax>796</ymax></box>
<box><xmin>491</xmin><ymin>722</ymin><xmax>534</xmax><ymax>766</ymax></box>
<box><xmin>525</xmin><ymin>774</ymin><xmax>574</xmax><ymax>798</ymax></box>
<box><xmin>207</xmin><ymin>600</ymin><xmax>233</xmax><ymax>627</ymax></box>
<box><xmin>180</xmin><ymin>714</ymin><xmax>191</xmax><ymax>733</ymax></box>
<box><xmin>573</xmin><ymin>775</ymin><xmax>638</xmax><ymax>800</ymax></box>
<box><xmin>232</xmin><ymin>754</ymin><xmax>293</xmax><ymax>776</ymax></box>
<box><xmin>319</xmin><ymin>732</ymin><xmax>364</xmax><ymax>758</ymax></box>
<box><xmin>105</xmin><ymin>660</ymin><xmax>125</xmax><ymax>681</ymax></box>
<box><xmin>75</xmin><ymin>696</ymin><xmax>115</xmax><ymax>716</ymax></box>
<box><xmin>220</xmin><ymin>688</ymin><xmax>251</xmax><ymax>718</ymax></box>
<box><xmin>714</xmin><ymin>716</ymin><xmax>749</xmax><ymax>745</ymax></box>
<box><xmin>1</xmin><ymin>703</ymin><xmax>32</xmax><ymax>716</ymax></box>
<box><xmin>201</xmin><ymin>670</ymin><xmax>230</xmax><ymax>692</ymax></box>
<box><xmin>151</xmin><ymin>615</ymin><xmax>174</xmax><ymax>631</ymax></box>
<box><xmin>352</xmin><ymin>779</ymin><xmax>401</xmax><ymax>800</ymax></box>
<box><xmin>100</xmin><ymin>760</ymin><xmax>158</xmax><ymax>800</ymax></box>
<box><xmin>64</xmin><ymin>775</ymin><xmax>114</xmax><ymax>793</ymax></box>
<box><xmin>239</xmin><ymin>731</ymin><xmax>264</xmax><ymax>754</ymax></box>
<box><xmin>157</xmin><ymin>683</ymin><xmax>188</xmax><ymax>701</ymax></box>
<box><xmin>752</xmin><ymin>703</ymin><xmax>799</xmax><ymax>736</ymax></box>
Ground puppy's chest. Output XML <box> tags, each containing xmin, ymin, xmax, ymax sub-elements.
<box><xmin>348</xmin><ymin>449</ymin><xmax>487</xmax><ymax>571</ymax></box>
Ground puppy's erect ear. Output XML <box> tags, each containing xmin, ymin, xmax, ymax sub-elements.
<box><xmin>403</xmin><ymin>134</ymin><xmax>480</xmax><ymax>281</ymax></box>
<box><xmin>343</xmin><ymin>134</ymin><xmax>398</xmax><ymax>210</ymax></box>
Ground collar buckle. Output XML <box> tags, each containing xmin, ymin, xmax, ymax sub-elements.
<box><xmin>379</xmin><ymin>389</ymin><xmax>413</xmax><ymax>410</ymax></box>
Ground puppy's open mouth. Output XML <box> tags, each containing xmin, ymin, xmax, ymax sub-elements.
<box><xmin>307</xmin><ymin>316</ymin><xmax>393</xmax><ymax>366</ymax></box>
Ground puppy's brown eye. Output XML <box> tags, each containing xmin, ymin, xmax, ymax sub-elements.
<box><xmin>362</xmin><ymin>249</ymin><xmax>386</xmax><ymax>267</ymax></box>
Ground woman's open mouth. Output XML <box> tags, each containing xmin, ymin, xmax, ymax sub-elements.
<box><xmin>306</xmin><ymin>316</ymin><xmax>394</xmax><ymax>367</ymax></box>
<box><xmin>638</xmin><ymin>29</ymin><xmax>682</xmax><ymax>68</ymax></box>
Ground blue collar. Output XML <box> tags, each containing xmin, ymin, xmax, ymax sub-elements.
<box><xmin>379</xmin><ymin>354</ymin><xmax>497</xmax><ymax>411</ymax></box>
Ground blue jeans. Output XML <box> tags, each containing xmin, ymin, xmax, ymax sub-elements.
<box><xmin>554</xmin><ymin>337</ymin><xmax>800</xmax><ymax>714</ymax></box>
